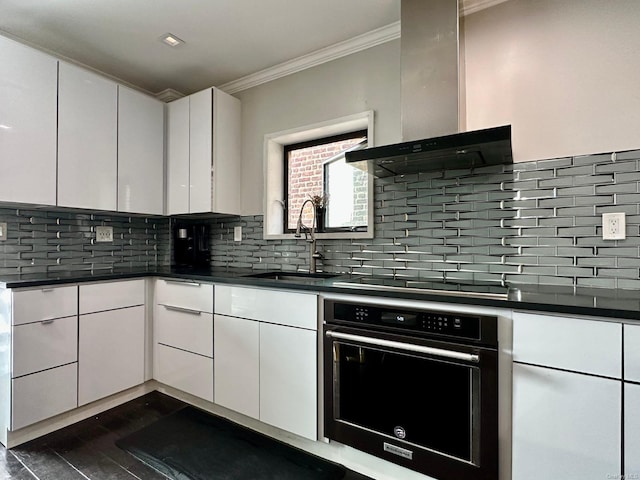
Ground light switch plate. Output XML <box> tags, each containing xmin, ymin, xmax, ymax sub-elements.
<box><xmin>0</xmin><ymin>222</ymin><xmax>6</xmax><ymax>241</ymax></box>
<box><xmin>234</xmin><ymin>226</ymin><xmax>242</xmax><ymax>242</ymax></box>
<box><xmin>95</xmin><ymin>226</ymin><xmax>113</xmax><ymax>242</ymax></box>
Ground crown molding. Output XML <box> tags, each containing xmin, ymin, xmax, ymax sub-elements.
<box><xmin>218</xmin><ymin>0</ymin><xmax>509</xmax><ymax>95</ymax></box>
<box><xmin>461</xmin><ymin>0</ymin><xmax>511</xmax><ymax>16</ymax></box>
<box><xmin>219</xmin><ymin>21</ymin><xmax>400</xmax><ymax>95</ymax></box>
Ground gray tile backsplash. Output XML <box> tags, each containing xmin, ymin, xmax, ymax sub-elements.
<box><xmin>1</xmin><ymin>148</ymin><xmax>639</xmax><ymax>289</ymax></box>
<box><xmin>205</xmin><ymin>148</ymin><xmax>640</xmax><ymax>289</ymax></box>
<box><xmin>0</xmin><ymin>208</ymin><xmax>169</xmax><ymax>275</ymax></box>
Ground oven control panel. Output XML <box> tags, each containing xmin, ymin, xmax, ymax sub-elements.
<box><xmin>332</xmin><ymin>302</ymin><xmax>486</xmax><ymax>341</ymax></box>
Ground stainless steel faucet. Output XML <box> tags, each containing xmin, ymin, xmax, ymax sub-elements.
<box><xmin>294</xmin><ymin>199</ymin><xmax>323</xmax><ymax>273</ymax></box>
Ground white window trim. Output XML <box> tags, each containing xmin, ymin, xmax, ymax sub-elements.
<box><xmin>263</xmin><ymin>111</ymin><xmax>374</xmax><ymax>240</ymax></box>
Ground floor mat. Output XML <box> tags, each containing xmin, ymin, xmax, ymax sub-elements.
<box><xmin>116</xmin><ymin>406</ymin><xmax>370</xmax><ymax>480</ymax></box>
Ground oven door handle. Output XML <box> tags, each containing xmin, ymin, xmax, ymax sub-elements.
<box><xmin>325</xmin><ymin>330</ymin><xmax>480</xmax><ymax>363</ymax></box>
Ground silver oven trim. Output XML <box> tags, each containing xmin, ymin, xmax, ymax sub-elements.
<box><xmin>325</xmin><ymin>330</ymin><xmax>480</xmax><ymax>363</ymax></box>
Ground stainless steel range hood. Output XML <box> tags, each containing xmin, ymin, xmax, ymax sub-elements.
<box><xmin>346</xmin><ymin>0</ymin><xmax>512</xmax><ymax>177</ymax></box>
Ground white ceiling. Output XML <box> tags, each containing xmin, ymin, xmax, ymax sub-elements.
<box><xmin>0</xmin><ymin>0</ymin><xmax>504</xmax><ymax>97</ymax></box>
<box><xmin>0</xmin><ymin>0</ymin><xmax>400</xmax><ymax>96</ymax></box>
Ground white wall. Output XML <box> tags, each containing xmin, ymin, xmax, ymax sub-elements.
<box><xmin>236</xmin><ymin>40</ymin><xmax>401</xmax><ymax>215</ymax></box>
<box><xmin>463</xmin><ymin>0</ymin><xmax>640</xmax><ymax>163</ymax></box>
<box><xmin>239</xmin><ymin>0</ymin><xmax>640</xmax><ymax>215</ymax></box>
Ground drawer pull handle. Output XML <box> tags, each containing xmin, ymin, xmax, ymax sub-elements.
<box><xmin>163</xmin><ymin>305</ymin><xmax>202</xmax><ymax>316</ymax></box>
<box><xmin>41</xmin><ymin>288</ymin><xmax>54</xmax><ymax>293</ymax></box>
<box><xmin>41</xmin><ymin>319</ymin><xmax>55</xmax><ymax>325</ymax></box>
<box><xmin>165</xmin><ymin>280</ymin><xmax>201</xmax><ymax>287</ymax></box>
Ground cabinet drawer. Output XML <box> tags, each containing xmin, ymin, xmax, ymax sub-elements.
<box><xmin>155</xmin><ymin>279</ymin><xmax>213</xmax><ymax>313</ymax></box>
<box><xmin>512</xmin><ymin>311</ymin><xmax>621</xmax><ymax>378</ymax></box>
<box><xmin>624</xmin><ymin>324</ymin><xmax>640</xmax><ymax>382</ymax></box>
<box><xmin>155</xmin><ymin>305</ymin><xmax>213</xmax><ymax>357</ymax></box>
<box><xmin>11</xmin><ymin>363</ymin><xmax>78</xmax><ymax>430</ymax></box>
<box><xmin>12</xmin><ymin>286</ymin><xmax>77</xmax><ymax>325</ymax></box>
<box><xmin>12</xmin><ymin>316</ymin><xmax>78</xmax><ymax>378</ymax></box>
<box><xmin>215</xmin><ymin>285</ymin><xmax>317</xmax><ymax>330</ymax></box>
<box><xmin>80</xmin><ymin>279</ymin><xmax>145</xmax><ymax>314</ymax></box>
<box><xmin>154</xmin><ymin>344</ymin><xmax>213</xmax><ymax>402</ymax></box>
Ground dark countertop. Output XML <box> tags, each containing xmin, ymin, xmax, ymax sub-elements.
<box><xmin>2</xmin><ymin>266</ymin><xmax>640</xmax><ymax>321</ymax></box>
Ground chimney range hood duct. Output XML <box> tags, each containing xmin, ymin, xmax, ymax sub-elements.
<box><xmin>346</xmin><ymin>0</ymin><xmax>512</xmax><ymax>177</ymax></box>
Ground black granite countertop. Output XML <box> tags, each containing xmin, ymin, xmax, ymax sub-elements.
<box><xmin>2</xmin><ymin>266</ymin><xmax>640</xmax><ymax>321</ymax></box>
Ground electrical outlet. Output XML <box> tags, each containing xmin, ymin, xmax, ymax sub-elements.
<box><xmin>95</xmin><ymin>226</ymin><xmax>113</xmax><ymax>242</ymax></box>
<box><xmin>0</xmin><ymin>222</ymin><xmax>6</xmax><ymax>241</ymax></box>
<box><xmin>234</xmin><ymin>226</ymin><xmax>242</xmax><ymax>242</ymax></box>
<box><xmin>602</xmin><ymin>212</ymin><xmax>626</xmax><ymax>240</ymax></box>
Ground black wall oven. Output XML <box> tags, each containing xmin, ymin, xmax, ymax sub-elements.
<box><xmin>323</xmin><ymin>299</ymin><xmax>498</xmax><ymax>480</ymax></box>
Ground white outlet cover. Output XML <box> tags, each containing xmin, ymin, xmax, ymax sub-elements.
<box><xmin>234</xmin><ymin>226</ymin><xmax>242</xmax><ymax>242</ymax></box>
<box><xmin>602</xmin><ymin>212</ymin><xmax>626</xmax><ymax>240</ymax></box>
<box><xmin>0</xmin><ymin>222</ymin><xmax>6</xmax><ymax>241</ymax></box>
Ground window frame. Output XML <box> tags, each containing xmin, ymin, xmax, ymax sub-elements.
<box><xmin>263</xmin><ymin>111</ymin><xmax>374</xmax><ymax>240</ymax></box>
<box><xmin>283</xmin><ymin>129</ymin><xmax>368</xmax><ymax>234</ymax></box>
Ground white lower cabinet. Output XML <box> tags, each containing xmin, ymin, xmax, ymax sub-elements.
<box><xmin>12</xmin><ymin>363</ymin><xmax>78</xmax><ymax>431</ymax></box>
<box><xmin>259</xmin><ymin>322</ymin><xmax>317</xmax><ymax>440</ymax></box>
<box><xmin>213</xmin><ymin>285</ymin><xmax>318</xmax><ymax>441</ymax></box>
<box><xmin>153</xmin><ymin>279</ymin><xmax>214</xmax><ymax>402</ymax></box>
<box><xmin>625</xmin><ymin>383</ymin><xmax>640</xmax><ymax>475</ymax></box>
<box><xmin>78</xmin><ymin>306</ymin><xmax>145</xmax><ymax>406</ymax></box>
<box><xmin>213</xmin><ymin>314</ymin><xmax>259</xmax><ymax>418</ymax></box>
<box><xmin>78</xmin><ymin>280</ymin><xmax>146</xmax><ymax>406</ymax></box>
<box><xmin>155</xmin><ymin>344</ymin><xmax>213</xmax><ymax>402</ymax></box>
<box><xmin>12</xmin><ymin>316</ymin><xmax>77</xmax><ymax>378</ymax></box>
<box><xmin>512</xmin><ymin>363</ymin><xmax>621</xmax><ymax>479</ymax></box>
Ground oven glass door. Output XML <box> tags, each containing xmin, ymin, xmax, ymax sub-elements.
<box><xmin>331</xmin><ymin>331</ymin><xmax>480</xmax><ymax>464</ymax></box>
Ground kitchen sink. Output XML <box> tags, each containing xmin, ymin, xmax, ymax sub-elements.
<box><xmin>244</xmin><ymin>271</ymin><xmax>340</xmax><ymax>283</ymax></box>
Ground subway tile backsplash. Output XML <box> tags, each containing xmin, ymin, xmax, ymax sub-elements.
<box><xmin>0</xmin><ymin>208</ymin><xmax>169</xmax><ymax>276</ymax></box>
<box><xmin>207</xmin><ymin>149</ymin><xmax>640</xmax><ymax>290</ymax></box>
<box><xmin>0</xmin><ymin>148</ymin><xmax>639</xmax><ymax>290</ymax></box>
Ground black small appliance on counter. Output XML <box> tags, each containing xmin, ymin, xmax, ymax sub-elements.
<box><xmin>172</xmin><ymin>222</ymin><xmax>210</xmax><ymax>268</ymax></box>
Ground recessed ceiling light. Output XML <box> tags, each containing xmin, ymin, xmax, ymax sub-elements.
<box><xmin>160</xmin><ymin>33</ymin><xmax>184</xmax><ymax>47</ymax></box>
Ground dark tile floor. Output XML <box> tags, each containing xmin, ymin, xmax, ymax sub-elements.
<box><xmin>0</xmin><ymin>391</ymin><xmax>187</xmax><ymax>479</ymax></box>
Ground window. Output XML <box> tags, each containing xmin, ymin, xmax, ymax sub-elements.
<box><xmin>263</xmin><ymin>111</ymin><xmax>374</xmax><ymax>239</ymax></box>
<box><xmin>284</xmin><ymin>130</ymin><xmax>367</xmax><ymax>233</ymax></box>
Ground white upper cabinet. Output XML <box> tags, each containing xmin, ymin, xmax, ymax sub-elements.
<box><xmin>167</xmin><ymin>97</ymin><xmax>190</xmax><ymax>215</ymax></box>
<box><xmin>58</xmin><ymin>62</ymin><xmax>118</xmax><ymax>210</ymax></box>
<box><xmin>117</xmin><ymin>86</ymin><xmax>164</xmax><ymax>215</ymax></box>
<box><xmin>167</xmin><ymin>87</ymin><xmax>241</xmax><ymax>215</ymax></box>
<box><xmin>0</xmin><ymin>35</ymin><xmax>57</xmax><ymax>206</ymax></box>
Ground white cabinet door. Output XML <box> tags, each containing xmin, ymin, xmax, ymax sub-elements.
<box><xmin>166</xmin><ymin>97</ymin><xmax>190</xmax><ymax>215</ymax></box>
<box><xmin>213</xmin><ymin>314</ymin><xmax>259</xmax><ymax>419</ymax></box>
<box><xmin>512</xmin><ymin>363</ymin><xmax>621</xmax><ymax>479</ymax></box>
<box><xmin>259</xmin><ymin>322</ymin><xmax>317</xmax><ymax>440</ymax></box>
<box><xmin>12</xmin><ymin>363</ymin><xmax>78</xmax><ymax>430</ymax></box>
<box><xmin>58</xmin><ymin>62</ymin><xmax>117</xmax><ymax>210</ymax></box>
<box><xmin>626</xmin><ymin>383</ymin><xmax>640</xmax><ymax>475</ymax></box>
<box><xmin>78</xmin><ymin>306</ymin><xmax>145</xmax><ymax>406</ymax></box>
<box><xmin>155</xmin><ymin>344</ymin><xmax>213</xmax><ymax>402</ymax></box>
<box><xmin>624</xmin><ymin>324</ymin><xmax>640</xmax><ymax>382</ymax></box>
<box><xmin>117</xmin><ymin>86</ymin><xmax>164</xmax><ymax>215</ymax></box>
<box><xmin>0</xmin><ymin>35</ymin><xmax>57</xmax><ymax>206</ymax></box>
<box><xmin>513</xmin><ymin>311</ymin><xmax>621</xmax><ymax>378</ymax></box>
<box><xmin>211</xmin><ymin>88</ymin><xmax>241</xmax><ymax>214</ymax></box>
<box><xmin>189</xmin><ymin>88</ymin><xmax>213</xmax><ymax>213</ymax></box>
<box><xmin>215</xmin><ymin>285</ymin><xmax>317</xmax><ymax>330</ymax></box>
